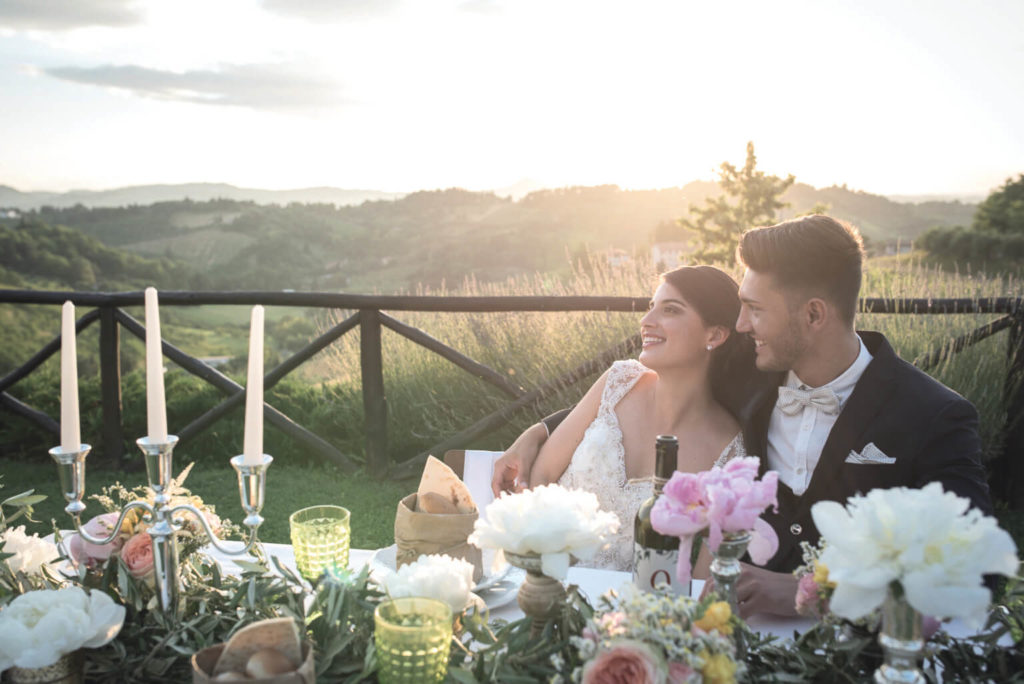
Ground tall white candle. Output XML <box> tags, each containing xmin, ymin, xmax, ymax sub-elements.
<box><xmin>145</xmin><ymin>287</ymin><xmax>168</xmax><ymax>441</ymax></box>
<box><xmin>60</xmin><ymin>301</ymin><xmax>81</xmax><ymax>451</ymax></box>
<box><xmin>242</xmin><ymin>305</ymin><xmax>265</xmax><ymax>464</ymax></box>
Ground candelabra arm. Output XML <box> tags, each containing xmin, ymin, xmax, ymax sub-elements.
<box><xmin>71</xmin><ymin>501</ymin><xmax>154</xmax><ymax>546</ymax></box>
<box><xmin>169</xmin><ymin>503</ymin><xmax>262</xmax><ymax>556</ymax></box>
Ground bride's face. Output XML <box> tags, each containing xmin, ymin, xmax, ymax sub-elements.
<box><xmin>638</xmin><ymin>282</ymin><xmax>714</xmax><ymax>370</ymax></box>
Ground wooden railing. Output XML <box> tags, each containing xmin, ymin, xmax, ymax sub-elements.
<box><xmin>1</xmin><ymin>290</ymin><xmax>1022</xmax><ymax>498</ymax></box>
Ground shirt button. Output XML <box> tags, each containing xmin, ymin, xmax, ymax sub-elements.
<box><xmin>795</xmin><ymin>467</ymin><xmax>805</xmax><ymax>475</ymax></box>
<box><xmin>790</xmin><ymin>523</ymin><xmax>803</xmax><ymax>536</ymax></box>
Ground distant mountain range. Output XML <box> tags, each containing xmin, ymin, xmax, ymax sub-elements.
<box><xmin>0</xmin><ymin>181</ymin><xmax>984</xmax><ymax>211</ymax></box>
<box><xmin>0</xmin><ymin>183</ymin><xmax>404</xmax><ymax>210</ymax></box>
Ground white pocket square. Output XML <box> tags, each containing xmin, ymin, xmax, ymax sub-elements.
<box><xmin>845</xmin><ymin>442</ymin><xmax>896</xmax><ymax>465</ymax></box>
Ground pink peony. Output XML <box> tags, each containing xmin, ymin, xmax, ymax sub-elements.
<box><xmin>120</xmin><ymin>533</ymin><xmax>154</xmax><ymax>580</ymax></box>
<box><xmin>69</xmin><ymin>512</ymin><xmax>124</xmax><ymax>566</ymax></box>
<box><xmin>582</xmin><ymin>640</ymin><xmax>665</xmax><ymax>684</ymax></box>
<box><xmin>668</xmin><ymin>661</ymin><xmax>696</xmax><ymax>683</ymax></box>
<box><xmin>652</xmin><ymin>457</ymin><xmax>779</xmax><ymax>585</ymax></box>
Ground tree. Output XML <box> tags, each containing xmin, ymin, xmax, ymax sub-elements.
<box><xmin>973</xmin><ymin>174</ymin><xmax>1024</xmax><ymax>234</ymax></box>
<box><xmin>680</xmin><ymin>142</ymin><xmax>795</xmax><ymax>263</ymax></box>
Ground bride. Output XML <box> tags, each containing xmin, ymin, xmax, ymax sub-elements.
<box><xmin>526</xmin><ymin>265</ymin><xmax>754</xmax><ymax>571</ymax></box>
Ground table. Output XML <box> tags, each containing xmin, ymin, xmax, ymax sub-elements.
<box><xmin>207</xmin><ymin>542</ymin><xmax>816</xmax><ymax>638</ymax></box>
<box><xmin>206</xmin><ymin>541</ymin><xmax>1006</xmax><ymax>644</ymax></box>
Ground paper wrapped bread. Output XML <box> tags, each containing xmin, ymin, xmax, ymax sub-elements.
<box><xmin>416</xmin><ymin>456</ymin><xmax>476</xmax><ymax>514</ymax></box>
<box><xmin>213</xmin><ymin>618</ymin><xmax>301</xmax><ymax>677</ymax></box>
<box><xmin>395</xmin><ymin>455</ymin><xmax>483</xmax><ymax>581</ymax></box>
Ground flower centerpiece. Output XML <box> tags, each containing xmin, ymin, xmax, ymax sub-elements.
<box><xmin>0</xmin><ymin>585</ymin><xmax>125</xmax><ymax>678</ymax></box>
<box><xmin>470</xmin><ymin>484</ymin><xmax>619</xmax><ymax>634</ymax></box>
<box><xmin>381</xmin><ymin>553</ymin><xmax>477</xmax><ymax>615</ymax></box>
<box><xmin>567</xmin><ymin>584</ymin><xmax>744</xmax><ymax>684</ymax></box>
<box><xmin>810</xmin><ymin>483</ymin><xmax>1019</xmax><ymax>683</ymax></box>
<box><xmin>469</xmin><ymin>483</ymin><xmax>619</xmax><ymax>581</ymax></box>
<box><xmin>650</xmin><ymin>457</ymin><xmax>778</xmax><ymax>610</ymax></box>
<box><xmin>68</xmin><ymin>463</ymin><xmax>234</xmax><ymax>585</ymax></box>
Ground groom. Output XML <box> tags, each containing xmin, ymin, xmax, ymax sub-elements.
<box><xmin>491</xmin><ymin>214</ymin><xmax>993</xmax><ymax>617</ymax></box>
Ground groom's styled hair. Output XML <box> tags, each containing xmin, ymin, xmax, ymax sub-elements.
<box><xmin>736</xmin><ymin>215</ymin><xmax>865</xmax><ymax>324</ymax></box>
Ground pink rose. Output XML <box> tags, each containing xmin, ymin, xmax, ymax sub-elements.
<box><xmin>121</xmin><ymin>533</ymin><xmax>154</xmax><ymax>580</ymax></box>
<box><xmin>795</xmin><ymin>573</ymin><xmax>825</xmax><ymax>617</ymax></box>
<box><xmin>668</xmin><ymin>661</ymin><xmax>696</xmax><ymax>684</ymax></box>
<box><xmin>922</xmin><ymin>615</ymin><xmax>941</xmax><ymax>641</ymax></box>
<box><xmin>582</xmin><ymin>640</ymin><xmax>665</xmax><ymax>684</ymax></box>
<box><xmin>69</xmin><ymin>512</ymin><xmax>124</xmax><ymax>566</ymax></box>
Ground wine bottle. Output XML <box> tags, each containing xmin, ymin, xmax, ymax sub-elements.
<box><xmin>632</xmin><ymin>434</ymin><xmax>687</xmax><ymax>595</ymax></box>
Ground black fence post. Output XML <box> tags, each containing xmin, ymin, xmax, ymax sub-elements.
<box><xmin>99</xmin><ymin>306</ymin><xmax>124</xmax><ymax>468</ymax></box>
<box><xmin>360</xmin><ymin>309</ymin><xmax>388</xmax><ymax>478</ymax></box>
<box><xmin>996</xmin><ymin>305</ymin><xmax>1024</xmax><ymax>508</ymax></box>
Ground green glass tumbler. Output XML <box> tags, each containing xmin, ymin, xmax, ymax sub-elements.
<box><xmin>289</xmin><ymin>505</ymin><xmax>350</xmax><ymax>580</ymax></box>
<box><xmin>374</xmin><ymin>597</ymin><xmax>453</xmax><ymax>684</ymax></box>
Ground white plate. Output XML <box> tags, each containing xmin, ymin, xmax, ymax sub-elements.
<box><xmin>370</xmin><ymin>545</ymin><xmax>524</xmax><ymax>611</ymax></box>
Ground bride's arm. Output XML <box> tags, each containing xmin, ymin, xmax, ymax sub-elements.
<box><xmin>529</xmin><ymin>369</ymin><xmax>609</xmax><ymax>487</ymax></box>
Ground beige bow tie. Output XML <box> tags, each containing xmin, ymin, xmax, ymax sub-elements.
<box><xmin>776</xmin><ymin>386</ymin><xmax>841</xmax><ymax>416</ymax></box>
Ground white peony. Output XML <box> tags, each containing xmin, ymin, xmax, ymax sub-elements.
<box><xmin>1</xmin><ymin>526</ymin><xmax>59</xmax><ymax>576</ymax></box>
<box><xmin>468</xmin><ymin>484</ymin><xmax>620</xmax><ymax>580</ymax></box>
<box><xmin>811</xmin><ymin>483</ymin><xmax>1018</xmax><ymax>627</ymax></box>
<box><xmin>382</xmin><ymin>554</ymin><xmax>475</xmax><ymax>613</ymax></box>
<box><xmin>0</xmin><ymin>586</ymin><xmax>125</xmax><ymax>672</ymax></box>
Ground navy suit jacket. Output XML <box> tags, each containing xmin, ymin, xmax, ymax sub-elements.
<box><xmin>739</xmin><ymin>331</ymin><xmax>993</xmax><ymax>572</ymax></box>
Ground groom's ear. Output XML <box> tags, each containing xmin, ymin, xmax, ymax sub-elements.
<box><xmin>806</xmin><ymin>298</ymin><xmax>829</xmax><ymax>329</ymax></box>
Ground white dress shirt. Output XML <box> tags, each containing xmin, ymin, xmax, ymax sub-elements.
<box><xmin>766</xmin><ymin>337</ymin><xmax>873</xmax><ymax>495</ymax></box>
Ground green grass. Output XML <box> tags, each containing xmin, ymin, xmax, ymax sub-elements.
<box><xmin>0</xmin><ymin>459</ymin><xmax>407</xmax><ymax>549</ymax></box>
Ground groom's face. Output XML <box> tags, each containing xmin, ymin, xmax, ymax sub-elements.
<box><xmin>736</xmin><ymin>269</ymin><xmax>808</xmax><ymax>373</ymax></box>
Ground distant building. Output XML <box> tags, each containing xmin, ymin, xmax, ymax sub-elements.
<box><xmin>651</xmin><ymin>241</ymin><xmax>689</xmax><ymax>270</ymax></box>
<box><xmin>606</xmin><ymin>248</ymin><xmax>632</xmax><ymax>267</ymax></box>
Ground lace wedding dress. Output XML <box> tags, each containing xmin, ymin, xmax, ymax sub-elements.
<box><xmin>557</xmin><ymin>359</ymin><xmax>746</xmax><ymax>571</ymax></box>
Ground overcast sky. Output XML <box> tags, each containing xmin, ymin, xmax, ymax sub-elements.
<box><xmin>1</xmin><ymin>0</ymin><xmax>1021</xmax><ymax>196</ymax></box>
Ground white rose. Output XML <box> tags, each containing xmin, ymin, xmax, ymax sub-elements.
<box><xmin>0</xmin><ymin>586</ymin><xmax>126</xmax><ymax>672</ymax></box>
<box><xmin>1</xmin><ymin>526</ymin><xmax>59</xmax><ymax>576</ymax></box>
<box><xmin>383</xmin><ymin>554</ymin><xmax>475</xmax><ymax>613</ymax></box>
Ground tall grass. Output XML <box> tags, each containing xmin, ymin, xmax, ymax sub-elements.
<box><xmin>315</xmin><ymin>253</ymin><xmax>1021</xmax><ymax>465</ymax></box>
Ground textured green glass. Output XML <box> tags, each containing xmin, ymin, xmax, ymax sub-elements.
<box><xmin>289</xmin><ymin>505</ymin><xmax>350</xmax><ymax>580</ymax></box>
<box><xmin>374</xmin><ymin>597</ymin><xmax>452</xmax><ymax>684</ymax></box>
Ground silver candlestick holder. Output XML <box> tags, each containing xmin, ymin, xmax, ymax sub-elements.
<box><xmin>50</xmin><ymin>435</ymin><xmax>272</xmax><ymax>616</ymax></box>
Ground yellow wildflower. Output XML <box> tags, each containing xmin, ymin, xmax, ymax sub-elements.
<box><xmin>699</xmin><ymin>651</ymin><xmax>737</xmax><ymax>684</ymax></box>
<box><xmin>813</xmin><ymin>561</ymin><xmax>836</xmax><ymax>589</ymax></box>
<box><xmin>694</xmin><ymin>601</ymin><xmax>733</xmax><ymax>635</ymax></box>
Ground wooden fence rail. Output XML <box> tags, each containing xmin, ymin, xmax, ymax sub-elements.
<box><xmin>1</xmin><ymin>289</ymin><xmax>1022</xmax><ymax>501</ymax></box>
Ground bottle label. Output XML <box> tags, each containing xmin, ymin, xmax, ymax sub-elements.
<box><xmin>632</xmin><ymin>544</ymin><xmax>691</xmax><ymax>596</ymax></box>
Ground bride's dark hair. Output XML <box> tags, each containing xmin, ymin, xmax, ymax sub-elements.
<box><xmin>660</xmin><ymin>265</ymin><xmax>755</xmax><ymax>409</ymax></box>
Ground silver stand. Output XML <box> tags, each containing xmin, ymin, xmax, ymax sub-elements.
<box><xmin>50</xmin><ymin>436</ymin><xmax>272</xmax><ymax>616</ymax></box>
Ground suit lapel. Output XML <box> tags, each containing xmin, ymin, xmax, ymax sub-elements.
<box><xmin>795</xmin><ymin>332</ymin><xmax>897</xmax><ymax>517</ymax></box>
<box><xmin>741</xmin><ymin>371</ymin><xmax>783</xmax><ymax>476</ymax></box>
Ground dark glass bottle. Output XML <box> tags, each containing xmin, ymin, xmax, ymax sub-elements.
<box><xmin>632</xmin><ymin>434</ymin><xmax>687</xmax><ymax>595</ymax></box>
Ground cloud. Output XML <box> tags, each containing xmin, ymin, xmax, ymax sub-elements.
<box><xmin>260</xmin><ymin>0</ymin><xmax>401</xmax><ymax>21</ymax></box>
<box><xmin>0</xmin><ymin>0</ymin><xmax>143</xmax><ymax>30</ymax></box>
<box><xmin>44</xmin><ymin>62</ymin><xmax>348</xmax><ymax>111</ymax></box>
<box><xmin>458</xmin><ymin>0</ymin><xmax>502</xmax><ymax>15</ymax></box>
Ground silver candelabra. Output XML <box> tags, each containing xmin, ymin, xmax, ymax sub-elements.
<box><xmin>50</xmin><ymin>435</ymin><xmax>272</xmax><ymax>615</ymax></box>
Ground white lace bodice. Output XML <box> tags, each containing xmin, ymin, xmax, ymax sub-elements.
<box><xmin>557</xmin><ymin>360</ymin><xmax>747</xmax><ymax>571</ymax></box>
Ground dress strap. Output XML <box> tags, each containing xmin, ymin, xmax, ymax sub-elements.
<box><xmin>598</xmin><ymin>360</ymin><xmax>649</xmax><ymax>417</ymax></box>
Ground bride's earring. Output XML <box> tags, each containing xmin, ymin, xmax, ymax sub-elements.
<box><xmin>706</xmin><ymin>344</ymin><xmax>713</xmax><ymax>351</ymax></box>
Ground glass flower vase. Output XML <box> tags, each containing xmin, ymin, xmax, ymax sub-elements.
<box><xmin>504</xmin><ymin>551</ymin><xmax>567</xmax><ymax>638</ymax></box>
<box><xmin>874</xmin><ymin>586</ymin><xmax>925</xmax><ymax>684</ymax></box>
<box><xmin>709</xmin><ymin>531</ymin><xmax>751</xmax><ymax>614</ymax></box>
